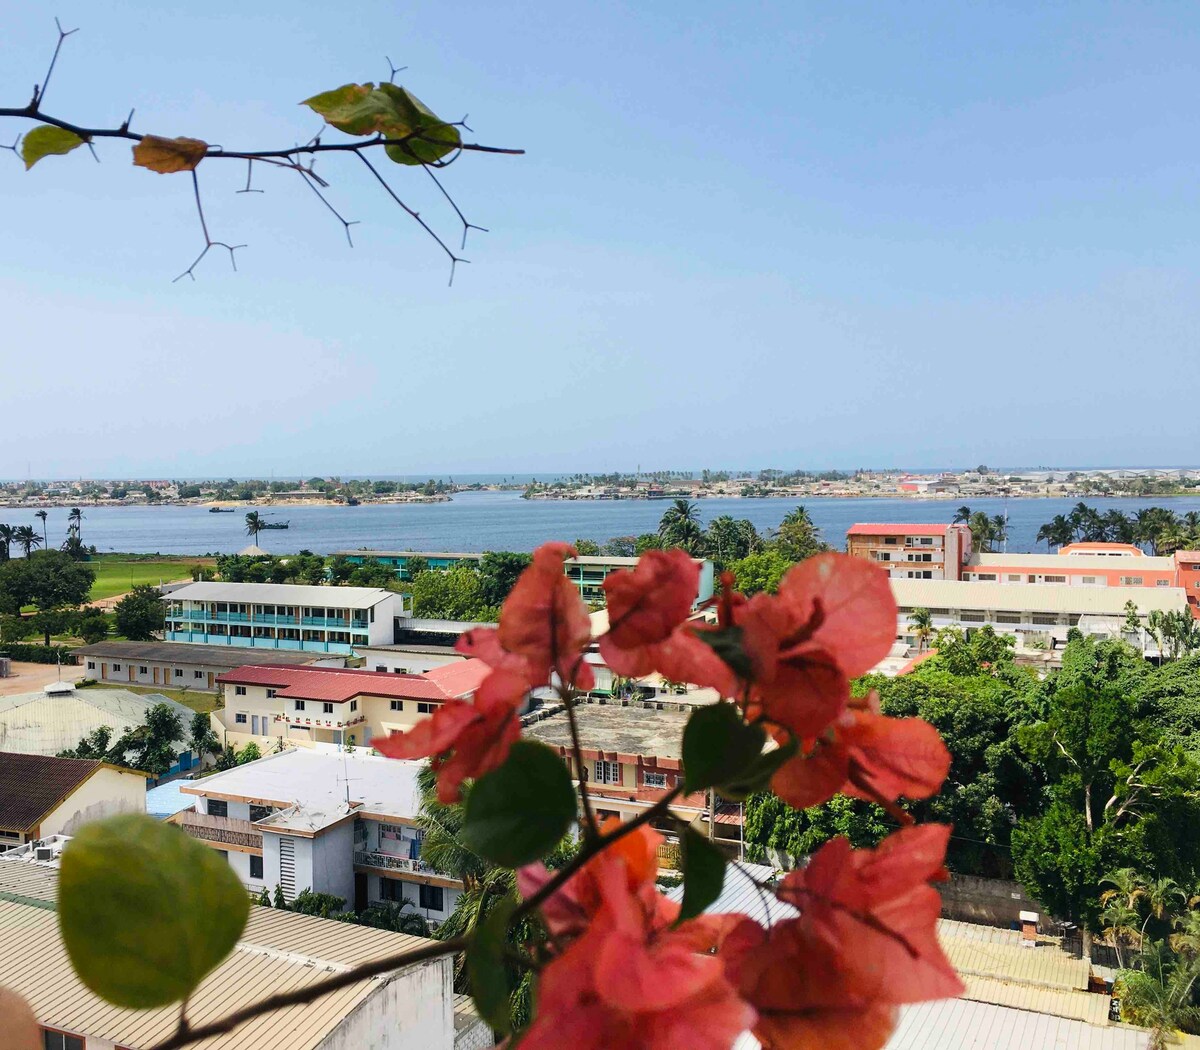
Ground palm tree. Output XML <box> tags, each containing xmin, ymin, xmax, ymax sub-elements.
<box><xmin>1101</xmin><ymin>898</ymin><xmax>1143</xmax><ymax>969</ymax></box>
<box><xmin>244</xmin><ymin>511</ymin><xmax>264</xmax><ymax>544</ymax></box>
<box><xmin>952</xmin><ymin>505</ymin><xmax>971</xmax><ymax>524</ymax></box>
<box><xmin>13</xmin><ymin>525</ymin><xmax>41</xmax><ymax>557</ymax></box>
<box><xmin>0</xmin><ymin>524</ymin><xmax>14</xmax><ymax>561</ymax></box>
<box><xmin>989</xmin><ymin>514</ymin><xmax>1008</xmax><ymax>552</ymax></box>
<box><xmin>1103</xmin><ymin>509</ymin><xmax>1135</xmax><ymax>545</ymax></box>
<box><xmin>967</xmin><ymin>511</ymin><xmax>997</xmax><ymax>553</ymax></box>
<box><xmin>1141</xmin><ymin>878</ymin><xmax>1186</xmax><ymax>943</ymax></box>
<box><xmin>658</xmin><ymin>499</ymin><xmax>703</xmax><ymax>554</ymax></box>
<box><xmin>1035</xmin><ymin>514</ymin><xmax>1074</xmax><ymax>550</ymax></box>
<box><xmin>1115</xmin><ymin>941</ymin><xmax>1200</xmax><ymax>1049</ymax></box>
<box><xmin>908</xmin><ymin>608</ymin><xmax>934</xmax><ymax>653</ymax></box>
<box><xmin>68</xmin><ymin>506</ymin><xmax>84</xmax><ymax>542</ymax></box>
<box><xmin>35</xmin><ymin>510</ymin><xmax>48</xmax><ymax>549</ymax></box>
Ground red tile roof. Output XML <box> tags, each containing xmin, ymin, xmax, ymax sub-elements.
<box><xmin>848</xmin><ymin>523</ymin><xmax>951</xmax><ymax>537</ymax></box>
<box><xmin>216</xmin><ymin>661</ymin><xmax>489</xmax><ymax>703</ymax></box>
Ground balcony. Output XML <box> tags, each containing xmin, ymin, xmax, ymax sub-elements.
<box><xmin>353</xmin><ymin>848</ymin><xmax>441</xmax><ymax>877</ymax></box>
<box><xmin>177</xmin><ymin>812</ymin><xmax>263</xmax><ymax>851</ymax></box>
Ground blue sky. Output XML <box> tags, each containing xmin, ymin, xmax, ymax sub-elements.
<box><xmin>3</xmin><ymin>2</ymin><xmax>1200</xmax><ymax>478</ymax></box>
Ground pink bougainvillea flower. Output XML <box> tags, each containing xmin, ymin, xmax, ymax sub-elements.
<box><xmin>770</xmin><ymin>694</ymin><xmax>951</xmax><ymax>815</ymax></box>
<box><xmin>776</xmin><ymin>825</ymin><xmax>963</xmax><ymax>1006</ymax></box>
<box><xmin>497</xmin><ymin>541</ymin><xmax>593</xmax><ymax>686</ymax></box>
<box><xmin>517</xmin><ymin>824</ymin><xmax>754</xmax><ymax>1050</ymax></box>
<box><xmin>373</xmin><ymin>668</ymin><xmax>525</xmax><ymax>803</ymax></box>
<box><xmin>598</xmin><ymin>549</ymin><xmax>700</xmax><ymax>677</ymax></box>
<box><xmin>733</xmin><ymin>553</ymin><xmax>896</xmax><ymax>737</ymax></box>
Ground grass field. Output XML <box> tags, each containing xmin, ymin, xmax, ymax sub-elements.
<box><xmin>97</xmin><ymin>682</ymin><xmax>221</xmax><ymax>714</ymax></box>
<box><xmin>88</xmin><ymin>555</ymin><xmax>215</xmax><ymax>601</ymax></box>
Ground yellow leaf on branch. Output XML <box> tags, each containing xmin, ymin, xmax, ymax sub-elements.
<box><xmin>132</xmin><ymin>134</ymin><xmax>209</xmax><ymax>173</ymax></box>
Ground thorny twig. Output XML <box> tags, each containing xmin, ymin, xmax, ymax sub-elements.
<box><xmin>3</xmin><ymin>22</ymin><xmax>522</xmax><ymax>281</ymax></box>
<box><xmin>173</xmin><ymin>170</ymin><xmax>245</xmax><ymax>282</ymax></box>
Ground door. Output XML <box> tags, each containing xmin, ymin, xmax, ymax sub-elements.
<box><xmin>128</xmin><ymin>666</ymin><xmax>135</xmax><ymax>682</ymax></box>
<box><xmin>207</xmin><ymin>672</ymin><xmax>214</xmax><ymax>690</ymax></box>
<box><xmin>251</xmin><ymin>715</ymin><xmax>261</xmax><ymax>735</ymax></box>
<box><xmin>100</xmin><ymin>663</ymin><xmax>107</xmax><ymax>680</ymax></box>
<box><xmin>153</xmin><ymin>667</ymin><xmax>160</xmax><ymax>684</ymax></box>
<box><xmin>354</xmin><ymin>872</ymin><xmax>368</xmax><ymax>911</ymax></box>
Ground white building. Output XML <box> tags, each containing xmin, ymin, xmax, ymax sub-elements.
<box><xmin>890</xmin><ymin>577</ymin><xmax>1190</xmax><ymax>654</ymax></box>
<box><xmin>164</xmin><ymin>581</ymin><xmax>410</xmax><ymax>656</ymax></box>
<box><xmin>173</xmin><ymin>749</ymin><xmax>463</xmax><ymax>924</ymax></box>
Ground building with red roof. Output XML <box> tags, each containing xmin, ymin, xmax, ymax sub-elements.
<box><xmin>846</xmin><ymin>522</ymin><xmax>972</xmax><ymax>580</ymax></box>
<box><xmin>212</xmin><ymin>660</ymin><xmax>490</xmax><ymax>752</ymax></box>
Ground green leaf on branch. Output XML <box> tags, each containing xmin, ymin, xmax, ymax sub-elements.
<box><xmin>717</xmin><ymin>737</ymin><xmax>801</xmax><ymax>801</ymax></box>
<box><xmin>58</xmin><ymin>813</ymin><xmax>249</xmax><ymax>1008</ymax></box>
<box><xmin>678</xmin><ymin>827</ymin><xmax>726</xmax><ymax>921</ymax></box>
<box><xmin>695</xmin><ymin>625</ymin><xmax>753</xmax><ymax>682</ymax></box>
<box><xmin>682</xmin><ymin>702</ymin><xmax>766</xmax><ymax>793</ymax></box>
<box><xmin>301</xmin><ymin>82</ymin><xmax>461</xmax><ymax>165</ymax></box>
<box><xmin>466</xmin><ymin>891</ymin><xmax>518</xmax><ymax>1034</ymax></box>
<box><xmin>461</xmin><ymin>739</ymin><xmax>576</xmax><ymax>866</ymax></box>
<box><xmin>21</xmin><ymin>125</ymin><xmax>85</xmax><ymax>170</ymax></box>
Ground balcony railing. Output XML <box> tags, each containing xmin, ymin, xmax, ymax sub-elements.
<box><xmin>167</xmin><ymin>609</ymin><xmax>368</xmax><ymax>630</ymax></box>
<box><xmin>177</xmin><ymin>812</ymin><xmax>263</xmax><ymax>851</ymax></box>
<box><xmin>353</xmin><ymin>848</ymin><xmax>442</xmax><ymax>877</ymax></box>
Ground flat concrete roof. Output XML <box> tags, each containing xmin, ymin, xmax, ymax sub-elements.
<box><xmin>890</xmin><ymin>578</ymin><xmax>1189</xmax><ymax>616</ymax></box>
<box><xmin>524</xmin><ymin>702</ymin><xmax>690</xmax><ymax>759</ymax></box>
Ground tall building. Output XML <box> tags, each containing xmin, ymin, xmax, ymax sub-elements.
<box><xmin>163</xmin><ymin>582</ymin><xmax>409</xmax><ymax>655</ymax></box>
<box><xmin>846</xmin><ymin>523</ymin><xmax>973</xmax><ymax>580</ymax></box>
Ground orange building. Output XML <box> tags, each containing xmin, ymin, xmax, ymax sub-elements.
<box><xmin>846</xmin><ymin>523</ymin><xmax>972</xmax><ymax>580</ymax></box>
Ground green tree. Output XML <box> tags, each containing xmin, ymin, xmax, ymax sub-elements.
<box><xmin>0</xmin><ymin>551</ymin><xmax>96</xmax><ymax>643</ymax></box>
<box><xmin>478</xmin><ymin>551</ymin><xmax>533</xmax><ymax>608</ymax></box>
<box><xmin>114</xmin><ymin>585</ymin><xmax>165</xmax><ymax>641</ymax></box>
<box><xmin>601</xmin><ymin>536</ymin><xmax>636</xmax><ymax>558</ymax></box>
<box><xmin>573</xmin><ymin>538</ymin><xmax>601</xmax><ymax>557</ymax></box>
<box><xmin>730</xmin><ymin>549</ymin><xmax>793</xmax><ymax>596</ymax></box>
<box><xmin>13</xmin><ymin>525</ymin><xmax>41</xmax><ymax>557</ymax></box>
<box><xmin>189</xmin><ymin>711</ymin><xmax>219</xmax><ymax>763</ymax></box>
<box><xmin>771</xmin><ymin>505</ymin><xmax>827</xmax><ymax>562</ymax></box>
<box><xmin>35</xmin><ymin>510</ymin><xmax>48</xmax><ymax>549</ymax></box>
<box><xmin>77</xmin><ymin>612</ymin><xmax>109</xmax><ymax>644</ymax></box>
<box><xmin>411</xmin><ymin>565</ymin><xmax>496</xmax><ymax>620</ymax></box>
<box><xmin>634</xmin><ymin>532</ymin><xmax>663</xmax><ymax>555</ymax></box>
<box><xmin>704</xmin><ymin>516</ymin><xmax>762</xmax><ymax>567</ymax></box>
<box><xmin>658</xmin><ymin>499</ymin><xmax>704</xmax><ymax>554</ymax></box>
<box><xmin>347</xmin><ymin>557</ymin><xmax>396</xmax><ymax>588</ymax></box>
<box><xmin>238</xmin><ymin>742</ymin><xmax>262</xmax><ymax>764</ymax></box>
<box><xmin>1036</xmin><ymin>514</ymin><xmax>1075</xmax><ymax>550</ymax></box>
<box><xmin>0</xmin><ymin>524</ymin><xmax>14</xmax><ymax>561</ymax></box>
<box><xmin>244</xmin><ymin>511</ymin><xmax>264</xmax><ymax>544</ymax></box>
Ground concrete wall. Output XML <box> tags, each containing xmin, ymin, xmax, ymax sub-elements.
<box><xmin>939</xmin><ymin>872</ymin><xmax>1050</xmax><ymax>929</ymax></box>
<box><xmin>79</xmin><ymin>655</ymin><xmax>222</xmax><ymax>691</ymax></box>
<box><xmin>39</xmin><ymin>767</ymin><xmax>146</xmax><ymax>838</ymax></box>
<box><xmin>358</xmin><ymin>650</ymin><xmax>463</xmax><ymax>674</ymax></box>
<box><xmin>319</xmin><ymin>955</ymin><xmax>454</xmax><ymax>1050</ymax></box>
<box><xmin>312</xmin><ymin>822</ymin><xmax>356</xmax><ymax>908</ymax></box>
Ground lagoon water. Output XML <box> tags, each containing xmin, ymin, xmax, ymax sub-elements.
<box><xmin>8</xmin><ymin>492</ymin><xmax>1200</xmax><ymax>557</ymax></box>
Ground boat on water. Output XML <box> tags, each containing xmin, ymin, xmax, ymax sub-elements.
<box><xmin>208</xmin><ymin>506</ymin><xmax>235</xmax><ymax>513</ymax></box>
<box><xmin>259</xmin><ymin>521</ymin><xmax>290</xmax><ymax>530</ymax></box>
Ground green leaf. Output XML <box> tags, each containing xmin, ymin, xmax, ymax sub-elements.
<box><xmin>678</xmin><ymin>827</ymin><xmax>727</xmax><ymax>922</ymax></box>
<box><xmin>682</xmin><ymin>702</ymin><xmax>766</xmax><ymax>794</ymax></box>
<box><xmin>466</xmin><ymin>892</ymin><xmax>517</xmax><ymax>1034</ymax></box>
<box><xmin>694</xmin><ymin>624</ymin><xmax>753</xmax><ymax>682</ymax></box>
<box><xmin>21</xmin><ymin>125</ymin><xmax>85</xmax><ymax>170</ymax></box>
<box><xmin>58</xmin><ymin>813</ymin><xmax>250</xmax><ymax>1008</ymax></box>
<box><xmin>301</xmin><ymin>82</ymin><xmax>461</xmax><ymax>165</ymax></box>
<box><xmin>461</xmin><ymin>739</ymin><xmax>576</xmax><ymax>867</ymax></box>
<box><xmin>717</xmin><ymin>737</ymin><xmax>801</xmax><ymax>802</ymax></box>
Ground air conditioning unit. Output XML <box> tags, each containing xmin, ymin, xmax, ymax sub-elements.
<box><xmin>35</xmin><ymin>847</ymin><xmax>54</xmax><ymax>862</ymax></box>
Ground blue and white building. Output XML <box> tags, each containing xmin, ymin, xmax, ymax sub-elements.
<box><xmin>164</xmin><ymin>582</ymin><xmax>408</xmax><ymax>655</ymax></box>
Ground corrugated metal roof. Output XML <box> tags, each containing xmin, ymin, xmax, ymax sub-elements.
<box><xmin>970</xmin><ymin>553</ymin><xmax>1175</xmax><ymax>571</ymax></box>
<box><xmin>168</xmin><ymin>581</ymin><xmax>395</xmax><ymax>609</ymax></box>
<box><xmin>0</xmin><ymin>879</ymin><xmax>445</xmax><ymax>1050</ymax></box>
<box><xmin>890</xmin><ymin>578</ymin><xmax>1189</xmax><ymax>616</ymax></box>
<box><xmin>0</xmin><ymin>858</ymin><xmax>58</xmax><ymax>904</ymax></box>
<box><xmin>0</xmin><ymin>688</ymin><xmax>194</xmax><ymax>757</ymax></box>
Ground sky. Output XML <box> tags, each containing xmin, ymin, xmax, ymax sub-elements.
<box><xmin>3</xmin><ymin>1</ymin><xmax>1200</xmax><ymax>478</ymax></box>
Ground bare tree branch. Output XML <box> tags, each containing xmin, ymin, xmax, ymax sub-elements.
<box><xmin>33</xmin><ymin>18</ymin><xmax>79</xmax><ymax>108</ymax></box>
<box><xmin>173</xmin><ymin>170</ymin><xmax>245</xmax><ymax>282</ymax></box>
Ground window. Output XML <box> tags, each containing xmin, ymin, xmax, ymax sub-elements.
<box><xmin>235</xmin><ymin>713</ymin><xmax>247</xmax><ymax>724</ymax></box>
<box><xmin>207</xmin><ymin>799</ymin><xmax>228</xmax><ymax>817</ymax></box>
<box><xmin>417</xmin><ymin>702</ymin><xmax>435</xmax><ymax>714</ymax></box>
<box><xmin>266</xmin><ymin>688</ymin><xmax>277</xmax><ymax>699</ymax></box>
<box><xmin>349</xmin><ymin>699</ymin><xmax>358</xmax><ymax>711</ymax></box>
<box><xmin>1032</xmin><ymin>614</ymin><xmax>1059</xmax><ymax>625</ymax></box>
<box><xmin>643</xmin><ymin>771</ymin><xmax>668</xmax><ymax>789</ymax></box>
<box><xmin>1120</xmin><ymin>577</ymin><xmax>1144</xmax><ymax>586</ymax></box>
<box><xmin>42</xmin><ymin>1030</ymin><xmax>84</xmax><ymax>1050</ymax></box>
<box><xmin>883</xmin><ymin>537</ymin><xmax>898</xmax><ymax>545</ymax></box>
<box><xmin>376</xmin><ymin>665</ymin><xmax>387</xmax><ymax>672</ymax></box>
<box><xmin>995</xmin><ymin>613</ymin><xmax>1021</xmax><ymax>624</ymax></box>
<box><xmin>295</xmin><ymin>700</ymin><xmax>306</xmax><ymax>712</ymax></box>
<box><xmin>593</xmin><ymin>760</ymin><xmax>621</xmax><ymax>785</ymax></box>
<box><xmin>249</xmin><ymin>855</ymin><xmax>264</xmax><ymax>879</ymax></box>
<box><xmin>249</xmin><ymin>804</ymin><xmax>273</xmax><ymax>822</ymax></box>
<box><xmin>1157</xmin><ymin>579</ymin><xmax>1170</xmax><ymax>587</ymax></box>
<box><xmin>86</xmin><ymin>660</ymin><xmax>95</xmax><ymax>670</ymax></box>
<box><xmin>175</xmin><ymin>668</ymin><xmax>184</xmax><ymax>677</ymax></box>
<box><xmin>235</xmin><ymin>685</ymin><xmax>247</xmax><ymax>696</ymax></box>
<box><xmin>139</xmin><ymin>665</ymin><xmax>149</xmax><ymax>675</ymax></box>
<box><xmin>194</xmin><ymin>670</ymin><xmax>204</xmax><ymax>679</ymax></box>
<box><xmin>960</xmin><ymin>612</ymin><xmax>985</xmax><ymax>622</ymax></box>
<box><xmin>976</xmin><ymin>573</ymin><xmax>997</xmax><ymax>581</ymax></box>
<box><xmin>1081</xmin><ymin>576</ymin><xmax>1099</xmax><ymax>585</ymax></box>
<box><xmin>419</xmin><ymin>884</ymin><xmax>445</xmax><ymax>911</ymax></box>
<box><xmin>112</xmin><ymin>663</ymin><xmax>122</xmax><ymax>672</ymax></box>
<box><xmin>323</xmin><ymin>702</ymin><xmax>334</xmax><ymax>714</ymax></box>
<box><xmin>390</xmin><ymin>700</ymin><xmax>404</xmax><ymax>711</ymax></box>
<box><xmin>394</xmin><ymin>667</ymin><xmax>409</xmax><ymax>674</ymax></box>
<box><xmin>1007</xmin><ymin>575</ymin><xmax>1022</xmax><ymax>583</ymax></box>
<box><xmin>1043</xmin><ymin>575</ymin><xmax>1066</xmax><ymax>584</ymax></box>
<box><xmin>380</xmin><ymin>877</ymin><xmax>404</xmax><ymax>902</ymax></box>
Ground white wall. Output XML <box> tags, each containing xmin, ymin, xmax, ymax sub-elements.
<box><xmin>39</xmin><ymin>768</ymin><xmax>146</xmax><ymax>838</ymax></box>
<box><xmin>357</xmin><ymin>649</ymin><xmax>463</xmax><ymax>674</ymax></box>
<box><xmin>318</xmin><ymin>955</ymin><xmax>454</xmax><ymax>1050</ymax></box>
<box><xmin>312</xmin><ymin>822</ymin><xmax>356</xmax><ymax>907</ymax></box>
